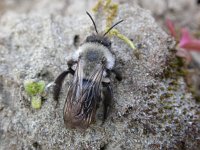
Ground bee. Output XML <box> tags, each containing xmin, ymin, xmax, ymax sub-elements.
<box><xmin>53</xmin><ymin>12</ymin><xmax>123</xmax><ymax>129</ymax></box>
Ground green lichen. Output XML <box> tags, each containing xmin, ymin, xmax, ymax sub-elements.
<box><xmin>24</xmin><ymin>80</ymin><xmax>45</xmax><ymax>109</ymax></box>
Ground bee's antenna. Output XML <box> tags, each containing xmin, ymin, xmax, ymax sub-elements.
<box><xmin>103</xmin><ymin>20</ymin><xmax>124</xmax><ymax>36</ymax></box>
<box><xmin>86</xmin><ymin>11</ymin><xmax>98</xmax><ymax>34</ymax></box>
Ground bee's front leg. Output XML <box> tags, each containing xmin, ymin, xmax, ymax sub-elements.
<box><xmin>53</xmin><ymin>68</ymin><xmax>75</xmax><ymax>103</ymax></box>
<box><xmin>102</xmin><ymin>82</ymin><xmax>113</xmax><ymax>123</ymax></box>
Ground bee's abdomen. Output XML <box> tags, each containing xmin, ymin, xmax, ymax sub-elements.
<box><xmin>63</xmin><ymin>79</ymin><xmax>99</xmax><ymax>129</ymax></box>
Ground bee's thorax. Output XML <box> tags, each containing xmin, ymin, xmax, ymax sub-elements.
<box><xmin>72</xmin><ymin>42</ymin><xmax>115</xmax><ymax>72</ymax></box>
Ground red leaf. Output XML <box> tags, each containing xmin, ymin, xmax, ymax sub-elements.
<box><xmin>179</xmin><ymin>28</ymin><xmax>200</xmax><ymax>51</ymax></box>
<box><xmin>166</xmin><ymin>18</ymin><xmax>176</xmax><ymax>38</ymax></box>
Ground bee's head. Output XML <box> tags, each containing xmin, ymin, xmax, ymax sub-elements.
<box><xmin>85</xmin><ymin>11</ymin><xmax>123</xmax><ymax>50</ymax></box>
<box><xmin>85</xmin><ymin>35</ymin><xmax>111</xmax><ymax>49</ymax></box>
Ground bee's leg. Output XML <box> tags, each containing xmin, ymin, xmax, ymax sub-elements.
<box><xmin>53</xmin><ymin>68</ymin><xmax>75</xmax><ymax>102</ymax></box>
<box><xmin>111</xmin><ymin>69</ymin><xmax>122</xmax><ymax>81</ymax></box>
<box><xmin>102</xmin><ymin>82</ymin><xmax>113</xmax><ymax>123</ymax></box>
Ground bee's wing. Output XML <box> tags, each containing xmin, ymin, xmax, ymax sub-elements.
<box><xmin>64</xmin><ymin>60</ymin><xmax>104</xmax><ymax>128</ymax></box>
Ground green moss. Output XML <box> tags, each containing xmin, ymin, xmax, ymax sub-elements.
<box><xmin>194</xmin><ymin>31</ymin><xmax>200</xmax><ymax>38</ymax></box>
<box><xmin>149</xmin><ymin>95</ymin><xmax>155</xmax><ymax>99</ymax></box>
<box><xmin>189</xmin><ymin>86</ymin><xmax>200</xmax><ymax>103</ymax></box>
<box><xmin>158</xmin><ymin>108</ymin><xmax>164</xmax><ymax>113</ymax></box>
<box><xmin>163</xmin><ymin>105</ymin><xmax>173</xmax><ymax>110</ymax></box>
<box><xmin>163</xmin><ymin>56</ymin><xmax>186</xmax><ymax>79</ymax></box>
<box><xmin>180</xmin><ymin>96</ymin><xmax>185</xmax><ymax>100</ymax></box>
<box><xmin>160</xmin><ymin>93</ymin><xmax>173</xmax><ymax>101</ymax></box>
<box><xmin>169</xmin><ymin>80</ymin><xmax>179</xmax><ymax>86</ymax></box>
<box><xmin>167</xmin><ymin>86</ymin><xmax>173</xmax><ymax>91</ymax></box>
<box><xmin>24</xmin><ymin>80</ymin><xmax>45</xmax><ymax>96</ymax></box>
<box><xmin>177</xmin><ymin>69</ymin><xmax>189</xmax><ymax>76</ymax></box>
<box><xmin>24</xmin><ymin>80</ymin><xmax>45</xmax><ymax>109</ymax></box>
<box><xmin>183</xmin><ymin>108</ymin><xmax>187</xmax><ymax>115</ymax></box>
<box><xmin>163</xmin><ymin>115</ymin><xmax>168</xmax><ymax>120</ymax></box>
<box><xmin>161</xmin><ymin>53</ymin><xmax>200</xmax><ymax>103</ymax></box>
<box><xmin>194</xmin><ymin>95</ymin><xmax>200</xmax><ymax>103</ymax></box>
<box><xmin>160</xmin><ymin>87</ymin><xmax>165</xmax><ymax>91</ymax></box>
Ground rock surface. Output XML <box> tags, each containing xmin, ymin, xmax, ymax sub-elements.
<box><xmin>0</xmin><ymin>0</ymin><xmax>199</xmax><ymax>150</ymax></box>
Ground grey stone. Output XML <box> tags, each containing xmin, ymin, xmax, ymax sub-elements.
<box><xmin>0</xmin><ymin>1</ymin><xmax>199</xmax><ymax>150</ymax></box>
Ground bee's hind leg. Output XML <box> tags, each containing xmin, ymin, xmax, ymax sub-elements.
<box><xmin>53</xmin><ymin>68</ymin><xmax>75</xmax><ymax>103</ymax></box>
<box><xmin>106</xmin><ymin>68</ymin><xmax>122</xmax><ymax>81</ymax></box>
<box><xmin>111</xmin><ymin>69</ymin><xmax>122</xmax><ymax>81</ymax></box>
<box><xmin>102</xmin><ymin>82</ymin><xmax>113</xmax><ymax>123</ymax></box>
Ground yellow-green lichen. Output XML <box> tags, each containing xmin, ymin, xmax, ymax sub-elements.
<box><xmin>92</xmin><ymin>0</ymin><xmax>102</xmax><ymax>12</ymax></box>
<box><xmin>31</xmin><ymin>96</ymin><xmax>42</xmax><ymax>109</ymax></box>
<box><xmin>93</xmin><ymin>0</ymin><xmax>118</xmax><ymax>28</ymax></box>
<box><xmin>110</xmin><ymin>29</ymin><xmax>140</xmax><ymax>59</ymax></box>
<box><xmin>92</xmin><ymin>0</ymin><xmax>139</xmax><ymax>58</ymax></box>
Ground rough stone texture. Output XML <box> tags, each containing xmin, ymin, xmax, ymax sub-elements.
<box><xmin>0</xmin><ymin>0</ymin><xmax>199</xmax><ymax>150</ymax></box>
<box><xmin>133</xmin><ymin>0</ymin><xmax>200</xmax><ymax>104</ymax></box>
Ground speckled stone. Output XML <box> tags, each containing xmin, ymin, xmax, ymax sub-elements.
<box><xmin>0</xmin><ymin>0</ymin><xmax>199</xmax><ymax>150</ymax></box>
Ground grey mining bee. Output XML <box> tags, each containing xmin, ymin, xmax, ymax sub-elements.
<box><xmin>53</xmin><ymin>12</ymin><xmax>123</xmax><ymax>129</ymax></box>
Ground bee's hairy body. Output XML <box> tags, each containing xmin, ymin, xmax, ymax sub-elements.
<box><xmin>63</xmin><ymin>36</ymin><xmax>115</xmax><ymax>129</ymax></box>
<box><xmin>73</xmin><ymin>41</ymin><xmax>115</xmax><ymax>79</ymax></box>
<box><xmin>53</xmin><ymin>12</ymin><xmax>122</xmax><ymax>129</ymax></box>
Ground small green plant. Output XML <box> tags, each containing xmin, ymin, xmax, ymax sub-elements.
<box><xmin>24</xmin><ymin>80</ymin><xmax>45</xmax><ymax>109</ymax></box>
<box><xmin>31</xmin><ymin>96</ymin><xmax>42</xmax><ymax>109</ymax></box>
